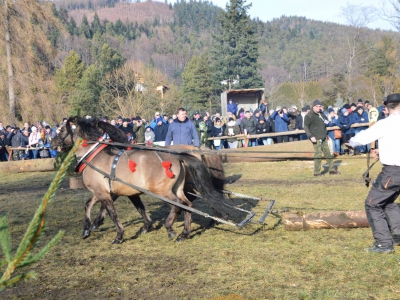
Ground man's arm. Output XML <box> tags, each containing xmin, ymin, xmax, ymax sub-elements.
<box><xmin>191</xmin><ymin>122</ymin><xmax>200</xmax><ymax>147</ymax></box>
<box><xmin>349</xmin><ymin>121</ymin><xmax>384</xmax><ymax>148</ymax></box>
<box><xmin>165</xmin><ymin>124</ymin><xmax>173</xmax><ymax>146</ymax></box>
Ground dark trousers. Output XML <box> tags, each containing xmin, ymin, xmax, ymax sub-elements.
<box><xmin>274</xmin><ymin>135</ymin><xmax>288</xmax><ymax>143</ymax></box>
<box><xmin>365</xmin><ymin>165</ymin><xmax>400</xmax><ymax>247</ymax></box>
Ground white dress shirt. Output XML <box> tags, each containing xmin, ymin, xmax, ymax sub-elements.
<box><xmin>349</xmin><ymin>113</ymin><xmax>400</xmax><ymax>166</ymax></box>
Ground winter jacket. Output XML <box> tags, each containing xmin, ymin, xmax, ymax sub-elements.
<box><xmin>304</xmin><ymin>110</ymin><xmax>328</xmax><ymax>140</ymax></box>
<box><xmin>154</xmin><ymin>123</ymin><xmax>168</xmax><ymax>142</ymax></box>
<box><xmin>256</xmin><ymin>121</ymin><xmax>271</xmax><ymax>135</ymax></box>
<box><xmin>165</xmin><ymin>118</ymin><xmax>200</xmax><ymax>147</ymax></box>
<box><xmin>134</xmin><ymin>124</ymin><xmax>145</xmax><ymax>143</ymax></box>
<box><xmin>270</xmin><ymin>111</ymin><xmax>290</xmax><ymax>132</ymax></box>
<box><xmin>228</xmin><ymin>102</ymin><xmax>238</xmax><ymax>115</ymax></box>
<box><xmin>224</xmin><ymin>121</ymin><xmax>240</xmax><ymax>143</ymax></box>
<box><xmin>240</xmin><ymin>117</ymin><xmax>257</xmax><ymax>135</ymax></box>
<box><xmin>11</xmin><ymin>131</ymin><xmax>24</xmax><ymax>147</ymax></box>
<box><xmin>337</xmin><ymin>113</ymin><xmax>352</xmax><ymax>133</ymax></box>
<box><xmin>120</xmin><ymin>126</ymin><xmax>136</xmax><ymax>142</ymax></box>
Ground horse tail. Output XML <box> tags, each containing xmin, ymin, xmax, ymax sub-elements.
<box><xmin>176</xmin><ymin>154</ymin><xmax>238</xmax><ymax>219</ymax></box>
<box><xmin>201</xmin><ymin>151</ymin><xmax>225</xmax><ymax>191</ymax></box>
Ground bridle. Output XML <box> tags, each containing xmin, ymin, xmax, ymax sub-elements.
<box><xmin>58</xmin><ymin>125</ymin><xmax>75</xmax><ymax>149</ymax></box>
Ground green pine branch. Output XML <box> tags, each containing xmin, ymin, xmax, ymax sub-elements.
<box><xmin>0</xmin><ymin>138</ymin><xmax>83</xmax><ymax>291</ymax></box>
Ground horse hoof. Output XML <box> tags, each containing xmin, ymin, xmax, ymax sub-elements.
<box><xmin>168</xmin><ymin>232</ymin><xmax>176</xmax><ymax>239</ymax></box>
<box><xmin>112</xmin><ymin>239</ymin><xmax>124</xmax><ymax>244</ymax></box>
<box><xmin>82</xmin><ymin>230</ymin><xmax>90</xmax><ymax>239</ymax></box>
<box><xmin>89</xmin><ymin>224</ymin><xmax>98</xmax><ymax>232</ymax></box>
<box><xmin>176</xmin><ymin>236</ymin><xmax>186</xmax><ymax>243</ymax></box>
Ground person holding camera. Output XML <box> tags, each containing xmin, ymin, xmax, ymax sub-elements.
<box><xmin>349</xmin><ymin>93</ymin><xmax>400</xmax><ymax>254</ymax></box>
<box><xmin>270</xmin><ymin>106</ymin><xmax>290</xmax><ymax>143</ymax></box>
<box><xmin>304</xmin><ymin>100</ymin><xmax>339</xmax><ymax>176</ymax></box>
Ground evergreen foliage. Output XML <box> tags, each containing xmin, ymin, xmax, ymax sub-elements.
<box><xmin>211</xmin><ymin>0</ymin><xmax>263</xmax><ymax>91</ymax></box>
<box><xmin>0</xmin><ymin>139</ymin><xmax>82</xmax><ymax>291</ymax></box>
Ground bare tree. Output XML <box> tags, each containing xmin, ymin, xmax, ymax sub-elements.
<box><xmin>340</xmin><ymin>3</ymin><xmax>377</xmax><ymax>103</ymax></box>
<box><xmin>379</xmin><ymin>0</ymin><xmax>400</xmax><ymax>31</ymax></box>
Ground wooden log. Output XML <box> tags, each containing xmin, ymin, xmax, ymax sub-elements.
<box><xmin>283</xmin><ymin>211</ymin><xmax>369</xmax><ymax>231</ymax></box>
<box><xmin>0</xmin><ymin>158</ymin><xmax>56</xmax><ymax>173</ymax></box>
<box><xmin>219</xmin><ymin>140</ymin><xmax>314</xmax><ymax>163</ymax></box>
<box><xmin>69</xmin><ymin>177</ymin><xmax>86</xmax><ymax>189</ymax></box>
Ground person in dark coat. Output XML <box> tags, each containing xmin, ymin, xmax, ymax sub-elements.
<box><xmin>119</xmin><ymin>118</ymin><xmax>135</xmax><ymax>142</ymax></box>
<box><xmin>227</xmin><ymin>99</ymin><xmax>238</xmax><ymax>116</ymax></box>
<box><xmin>0</xmin><ymin>131</ymin><xmax>7</xmax><ymax>161</ymax></box>
<box><xmin>154</xmin><ymin>118</ymin><xmax>168</xmax><ymax>143</ymax></box>
<box><xmin>256</xmin><ymin>117</ymin><xmax>272</xmax><ymax>145</ymax></box>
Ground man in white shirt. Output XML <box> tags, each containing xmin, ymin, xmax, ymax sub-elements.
<box><xmin>350</xmin><ymin>93</ymin><xmax>400</xmax><ymax>253</ymax></box>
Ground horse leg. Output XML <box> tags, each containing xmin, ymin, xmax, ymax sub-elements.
<box><xmin>165</xmin><ymin>205</ymin><xmax>180</xmax><ymax>239</ymax></box>
<box><xmin>175</xmin><ymin>190</ymin><xmax>196</xmax><ymax>242</ymax></box>
<box><xmin>128</xmin><ymin>195</ymin><xmax>153</xmax><ymax>234</ymax></box>
<box><xmin>91</xmin><ymin>195</ymin><xmax>119</xmax><ymax>232</ymax></box>
<box><xmin>104</xmin><ymin>199</ymin><xmax>125</xmax><ymax>244</ymax></box>
<box><xmin>83</xmin><ymin>195</ymin><xmax>98</xmax><ymax>239</ymax></box>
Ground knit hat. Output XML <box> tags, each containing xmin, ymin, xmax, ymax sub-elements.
<box><xmin>156</xmin><ymin>117</ymin><xmax>163</xmax><ymax>123</ymax></box>
<box><xmin>312</xmin><ymin>99</ymin><xmax>322</xmax><ymax>107</ymax></box>
<box><xmin>258</xmin><ymin>117</ymin><xmax>265</xmax><ymax>122</ymax></box>
<box><xmin>123</xmin><ymin>118</ymin><xmax>130</xmax><ymax>123</ymax></box>
<box><xmin>328</xmin><ymin>107</ymin><xmax>334</xmax><ymax>113</ymax></box>
<box><xmin>341</xmin><ymin>108</ymin><xmax>348</xmax><ymax>114</ymax></box>
<box><xmin>305</xmin><ymin>105</ymin><xmax>311</xmax><ymax>110</ymax></box>
<box><xmin>135</xmin><ymin>116</ymin><xmax>142</xmax><ymax>121</ymax></box>
<box><xmin>301</xmin><ymin>107</ymin><xmax>307</xmax><ymax>112</ymax></box>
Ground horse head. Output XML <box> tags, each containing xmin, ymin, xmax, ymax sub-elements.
<box><xmin>51</xmin><ymin>116</ymin><xmax>81</xmax><ymax>151</ymax></box>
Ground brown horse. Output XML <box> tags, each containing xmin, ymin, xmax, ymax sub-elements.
<box><xmin>89</xmin><ymin>144</ymin><xmax>227</xmax><ymax>240</ymax></box>
<box><xmin>52</xmin><ymin>117</ymin><xmax>234</xmax><ymax>243</ymax></box>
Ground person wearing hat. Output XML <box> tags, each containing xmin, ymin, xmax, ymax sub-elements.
<box><xmin>224</xmin><ymin>117</ymin><xmax>240</xmax><ymax>148</ymax></box>
<box><xmin>116</xmin><ymin>116</ymin><xmax>123</xmax><ymax>129</ymax></box>
<box><xmin>211</xmin><ymin>117</ymin><xmax>225</xmax><ymax>150</ymax></box>
<box><xmin>255</xmin><ymin>116</ymin><xmax>272</xmax><ymax>145</ymax></box>
<box><xmin>133</xmin><ymin>116</ymin><xmax>145</xmax><ymax>143</ymax></box>
<box><xmin>304</xmin><ymin>100</ymin><xmax>339</xmax><ymax>176</ymax></box>
<box><xmin>288</xmin><ymin>105</ymin><xmax>299</xmax><ymax>142</ymax></box>
<box><xmin>192</xmin><ymin>111</ymin><xmax>203</xmax><ymax>128</ymax></box>
<box><xmin>240</xmin><ymin>111</ymin><xmax>258</xmax><ymax>147</ymax></box>
<box><xmin>165</xmin><ymin>107</ymin><xmax>199</xmax><ymax>147</ymax></box>
<box><xmin>10</xmin><ymin>127</ymin><xmax>24</xmax><ymax>160</ymax></box>
<box><xmin>154</xmin><ymin>117</ymin><xmax>168</xmax><ymax>146</ymax></box>
<box><xmin>120</xmin><ymin>118</ymin><xmax>135</xmax><ymax>142</ymax></box>
<box><xmin>349</xmin><ymin>93</ymin><xmax>400</xmax><ymax>253</ymax></box>
<box><xmin>295</xmin><ymin>107</ymin><xmax>308</xmax><ymax>141</ymax></box>
<box><xmin>351</xmin><ymin>106</ymin><xmax>369</xmax><ymax>155</ymax></box>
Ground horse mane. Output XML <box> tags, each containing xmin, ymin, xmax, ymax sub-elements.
<box><xmin>65</xmin><ymin>116</ymin><xmax>127</xmax><ymax>143</ymax></box>
<box><xmin>97</xmin><ymin>120</ymin><xmax>127</xmax><ymax>143</ymax></box>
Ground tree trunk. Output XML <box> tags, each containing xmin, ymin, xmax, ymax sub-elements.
<box><xmin>283</xmin><ymin>211</ymin><xmax>369</xmax><ymax>231</ymax></box>
<box><xmin>5</xmin><ymin>0</ymin><xmax>16</xmax><ymax>124</ymax></box>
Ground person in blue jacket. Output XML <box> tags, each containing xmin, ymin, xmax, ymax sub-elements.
<box><xmin>327</xmin><ymin>108</ymin><xmax>341</xmax><ymax>156</ymax></box>
<box><xmin>337</xmin><ymin>108</ymin><xmax>352</xmax><ymax>154</ymax></box>
<box><xmin>165</xmin><ymin>108</ymin><xmax>200</xmax><ymax>147</ymax></box>
<box><xmin>351</xmin><ymin>106</ymin><xmax>369</xmax><ymax>154</ymax></box>
<box><xmin>227</xmin><ymin>98</ymin><xmax>238</xmax><ymax>116</ymax></box>
<box><xmin>270</xmin><ymin>106</ymin><xmax>290</xmax><ymax>143</ymax></box>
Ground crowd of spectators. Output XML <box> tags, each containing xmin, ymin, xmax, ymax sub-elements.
<box><xmin>0</xmin><ymin>96</ymin><xmax>388</xmax><ymax>162</ymax></box>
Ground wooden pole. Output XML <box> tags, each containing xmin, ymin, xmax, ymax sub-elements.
<box><xmin>283</xmin><ymin>211</ymin><xmax>369</xmax><ymax>231</ymax></box>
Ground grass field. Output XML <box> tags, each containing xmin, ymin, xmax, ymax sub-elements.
<box><xmin>1</xmin><ymin>156</ymin><xmax>400</xmax><ymax>299</ymax></box>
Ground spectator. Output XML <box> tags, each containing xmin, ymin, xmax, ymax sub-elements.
<box><xmin>352</xmin><ymin>106</ymin><xmax>369</xmax><ymax>154</ymax></box>
<box><xmin>256</xmin><ymin>117</ymin><xmax>272</xmax><ymax>145</ymax></box>
<box><xmin>338</xmin><ymin>108</ymin><xmax>352</xmax><ymax>154</ymax></box>
<box><xmin>11</xmin><ymin>128</ymin><xmax>24</xmax><ymax>160</ymax></box>
<box><xmin>196</xmin><ymin>121</ymin><xmax>209</xmax><ymax>146</ymax></box>
<box><xmin>149</xmin><ymin>111</ymin><xmax>167</xmax><ymax>130</ymax></box>
<box><xmin>133</xmin><ymin>116</ymin><xmax>145</xmax><ymax>144</ymax></box>
<box><xmin>154</xmin><ymin>117</ymin><xmax>168</xmax><ymax>146</ymax></box>
<box><xmin>237</xmin><ymin>105</ymin><xmax>245</xmax><ymax>119</ymax></box>
<box><xmin>144</xmin><ymin>126</ymin><xmax>155</xmax><ymax>145</ymax></box>
<box><xmin>227</xmin><ymin>98</ymin><xmax>238</xmax><ymax>115</ymax></box>
<box><xmin>240</xmin><ymin>111</ymin><xmax>258</xmax><ymax>147</ymax></box>
<box><xmin>44</xmin><ymin>125</ymin><xmax>58</xmax><ymax>158</ymax></box>
<box><xmin>203</xmin><ymin>114</ymin><xmax>213</xmax><ymax>148</ymax></box>
<box><xmin>225</xmin><ymin>117</ymin><xmax>240</xmax><ymax>148</ymax></box>
<box><xmin>28</xmin><ymin>126</ymin><xmax>42</xmax><ymax>159</ymax></box>
<box><xmin>165</xmin><ymin>108</ymin><xmax>199</xmax><ymax>147</ymax></box>
<box><xmin>120</xmin><ymin>118</ymin><xmax>135</xmax><ymax>142</ymax></box>
<box><xmin>288</xmin><ymin>105</ymin><xmax>299</xmax><ymax>141</ymax></box>
<box><xmin>116</xmin><ymin>117</ymin><xmax>123</xmax><ymax>128</ymax></box>
<box><xmin>270</xmin><ymin>106</ymin><xmax>290</xmax><ymax>143</ymax></box>
<box><xmin>295</xmin><ymin>107</ymin><xmax>308</xmax><ymax>140</ymax></box>
<box><xmin>110</xmin><ymin>119</ymin><xmax>117</xmax><ymax>126</ymax></box>
<box><xmin>0</xmin><ymin>122</ymin><xmax>4</xmax><ymax>131</ymax></box>
<box><xmin>0</xmin><ymin>131</ymin><xmax>7</xmax><ymax>161</ymax></box>
<box><xmin>211</xmin><ymin>117</ymin><xmax>225</xmax><ymax>150</ymax></box>
<box><xmin>327</xmin><ymin>108</ymin><xmax>340</xmax><ymax>156</ymax></box>
<box><xmin>259</xmin><ymin>99</ymin><xmax>268</xmax><ymax>117</ymax></box>
<box><xmin>23</xmin><ymin>122</ymin><xmax>31</xmax><ymax>134</ymax></box>
<box><xmin>192</xmin><ymin>111</ymin><xmax>203</xmax><ymax>128</ymax></box>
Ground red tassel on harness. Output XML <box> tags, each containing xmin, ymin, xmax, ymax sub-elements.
<box><xmin>128</xmin><ymin>160</ymin><xmax>137</xmax><ymax>172</ymax></box>
<box><xmin>82</xmin><ymin>140</ymin><xmax>88</xmax><ymax>147</ymax></box>
<box><xmin>161</xmin><ymin>161</ymin><xmax>174</xmax><ymax>178</ymax></box>
<box><xmin>126</xmin><ymin>147</ymin><xmax>132</xmax><ymax>150</ymax></box>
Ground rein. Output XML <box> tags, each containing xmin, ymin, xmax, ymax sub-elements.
<box><xmin>75</xmin><ymin>137</ymin><xmax>108</xmax><ymax>173</ymax></box>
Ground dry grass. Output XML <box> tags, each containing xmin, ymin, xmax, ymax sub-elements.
<box><xmin>1</xmin><ymin>156</ymin><xmax>400</xmax><ymax>299</ymax></box>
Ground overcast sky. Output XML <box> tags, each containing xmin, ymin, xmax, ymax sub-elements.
<box><xmin>169</xmin><ymin>0</ymin><xmax>395</xmax><ymax>31</ymax></box>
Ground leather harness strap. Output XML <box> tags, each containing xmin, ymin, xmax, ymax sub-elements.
<box><xmin>109</xmin><ymin>149</ymin><xmax>125</xmax><ymax>193</ymax></box>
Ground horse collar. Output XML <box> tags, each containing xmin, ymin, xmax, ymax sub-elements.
<box><xmin>75</xmin><ymin>140</ymin><xmax>108</xmax><ymax>173</ymax></box>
